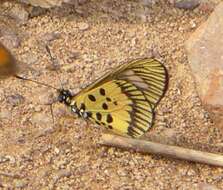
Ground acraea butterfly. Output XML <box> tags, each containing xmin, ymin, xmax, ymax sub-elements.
<box><xmin>0</xmin><ymin>42</ymin><xmax>168</xmax><ymax>138</ymax></box>
<box><xmin>58</xmin><ymin>58</ymin><xmax>168</xmax><ymax>138</ymax></box>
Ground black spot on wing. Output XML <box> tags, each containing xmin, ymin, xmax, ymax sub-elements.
<box><xmin>106</xmin><ymin>114</ymin><xmax>113</xmax><ymax>123</ymax></box>
<box><xmin>80</xmin><ymin>103</ymin><xmax>86</xmax><ymax>110</ymax></box>
<box><xmin>106</xmin><ymin>97</ymin><xmax>112</xmax><ymax>102</ymax></box>
<box><xmin>102</xmin><ymin>103</ymin><xmax>108</xmax><ymax>110</ymax></box>
<box><xmin>95</xmin><ymin>121</ymin><xmax>101</xmax><ymax>125</ymax></box>
<box><xmin>88</xmin><ymin>94</ymin><xmax>96</xmax><ymax>102</ymax></box>
<box><xmin>108</xmin><ymin>125</ymin><xmax>113</xmax><ymax>129</ymax></box>
<box><xmin>99</xmin><ymin>88</ymin><xmax>106</xmax><ymax>96</ymax></box>
<box><xmin>96</xmin><ymin>112</ymin><xmax>102</xmax><ymax>121</ymax></box>
<box><xmin>87</xmin><ymin>112</ymin><xmax>92</xmax><ymax>117</ymax></box>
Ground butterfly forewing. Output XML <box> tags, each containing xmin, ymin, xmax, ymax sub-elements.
<box><xmin>70</xmin><ymin>58</ymin><xmax>168</xmax><ymax>138</ymax></box>
<box><xmin>116</xmin><ymin>59</ymin><xmax>168</xmax><ymax>108</ymax></box>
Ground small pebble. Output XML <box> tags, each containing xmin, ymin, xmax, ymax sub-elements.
<box><xmin>0</xmin><ymin>109</ymin><xmax>12</xmax><ymax>120</ymax></box>
<box><xmin>41</xmin><ymin>32</ymin><xmax>61</xmax><ymax>43</ymax></box>
<box><xmin>0</xmin><ymin>33</ymin><xmax>21</xmax><ymax>49</ymax></box>
<box><xmin>22</xmin><ymin>52</ymin><xmax>38</xmax><ymax>65</ymax></box>
<box><xmin>198</xmin><ymin>183</ymin><xmax>220</xmax><ymax>190</ymax></box>
<box><xmin>174</xmin><ymin>0</ymin><xmax>200</xmax><ymax>10</ymax></box>
<box><xmin>53</xmin><ymin>169</ymin><xmax>71</xmax><ymax>182</ymax></box>
<box><xmin>78</xmin><ymin>22</ymin><xmax>89</xmax><ymax>31</ymax></box>
<box><xmin>28</xmin><ymin>6</ymin><xmax>47</xmax><ymax>18</ymax></box>
<box><xmin>38</xmin><ymin>91</ymin><xmax>56</xmax><ymax>105</ymax></box>
<box><xmin>9</xmin><ymin>4</ymin><xmax>29</xmax><ymax>24</ymax></box>
<box><xmin>7</xmin><ymin>94</ymin><xmax>25</xmax><ymax>107</ymax></box>
<box><xmin>31</xmin><ymin>112</ymin><xmax>52</xmax><ymax>126</ymax></box>
<box><xmin>5</xmin><ymin>155</ymin><xmax>16</xmax><ymax>164</ymax></box>
<box><xmin>14</xmin><ymin>179</ymin><xmax>28</xmax><ymax>189</ymax></box>
<box><xmin>140</xmin><ymin>0</ymin><xmax>157</xmax><ymax>6</ymax></box>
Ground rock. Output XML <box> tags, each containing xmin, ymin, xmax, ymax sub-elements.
<box><xmin>140</xmin><ymin>0</ymin><xmax>157</xmax><ymax>6</ymax></box>
<box><xmin>0</xmin><ymin>33</ymin><xmax>21</xmax><ymax>49</ymax></box>
<box><xmin>28</xmin><ymin>6</ymin><xmax>48</xmax><ymax>18</ymax></box>
<box><xmin>19</xmin><ymin>0</ymin><xmax>63</xmax><ymax>8</ymax></box>
<box><xmin>37</xmin><ymin>90</ymin><xmax>56</xmax><ymax>105</ymax></box>
<box><xmin>31</xmin><ymin>112</ymin><xmax>52</xmax><ymax>126</ymax></box>
<box><xmin>174</xmin><ymin>0</ymin><xmax>200</xmax><ymax>10</ymax></box>
<box><xmin>19</xmin><ymin>0</ymin><xmax>77</xmax><ymax>8</ymax></box>
<box><xmin>7</xmin><ymin>94</ymin><xmax>25</xmax><ymax>107</ymax></box>
<box><xmin>77</xmin><ymin>22</ymin><xmax>89</xmax><ymax>31</ymax></box>
<box><xmin>135</xmin><ymin>7</ymin><xmax>151</xmax><ymax>23</ymax></box>
<box><xmin>198</xmin><ymin>183</ymin><xmax>220</xmax><ymax>190</ymax></box>
<box><xmin>78</xmin><ymin>0</ymin><xmax>88</xmax><ymax>4</ymax></box>
<box><xmin>22</xmin><ymin>52</ymin><xmax>38</xmax><ymax>65</ymax></box>
<box><xmin>0</xmin><ymin>155</ymin><xmax>10</xmax><ymax>163</ymax></box>
<box><xmin>0</xmin><ymin>108</ymin><xmax>12</xmax><ymax>120</ymax></box>
<box><xmin>14</xmin><ymin>179</ymin><xmax>28</xmax><ymax>188</ymax></box>
<box><xmin>4</xmin><ymin>155</ymin><xmax>16</xmax><ymax>164</ymax></box>
<box><xmin>185</xmin><ymin>3</ymin><xmax>223</xmax><ymax>129</ymax></box>
<box><xmin>52</xmin><ymin>169</ymin><xmax>71</xmax><ymax>184</ymax></box>
<box><xmin>9</xmin><ymin>3</ymin><xmax>29</xmax><ymax>24</ymax></box>
<box><xmin>41</xmin><ymin>31</ymin><xmax>61</xmax><ymax>43</ymax></box>
<box><xmin>199</xmin><ymin>1</ymin><xmax>215</xmax><ymax>12</ymax></box>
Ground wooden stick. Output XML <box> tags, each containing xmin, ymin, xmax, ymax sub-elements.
<box><xmin>99</xmin><ymin>134</ymin><xmax>223</xmax><ymax>167</ymax></box>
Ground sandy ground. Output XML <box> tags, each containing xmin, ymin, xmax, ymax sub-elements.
<box><xmin>0</xmin><ymin>1</ymin><xmax>223</xmax><ymax>189</ymax></box>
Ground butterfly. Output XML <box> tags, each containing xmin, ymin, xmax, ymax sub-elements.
<box><xmin>58</xmin><ymin>58</ymin><xmax>168</xmax><ymax>138</ymax></box>
<box><xmin>0</xmin><ymin>42</ymin><xmax>18</xmax><ymax>79</ymax></box>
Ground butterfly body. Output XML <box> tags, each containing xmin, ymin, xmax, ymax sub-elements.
<box><xmin>58</xmin><ymin>58</ymin><xmax>168</xmax><ymax>138</ymax></box>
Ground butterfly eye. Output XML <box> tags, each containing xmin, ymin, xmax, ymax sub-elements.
<box><xmin>58</xmin><ymin>93</ymin><xmax>64</xmax><ymax>103</ymax></box>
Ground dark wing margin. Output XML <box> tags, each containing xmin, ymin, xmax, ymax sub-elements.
<box><xmin>117</xmin><ymin>58</ymin><xmax>168</xmax><ymax>109</ymax></box>
<box><xmin>115</xmin><ymin>80</ymin><xmax>154</xmax><ymax>138</ymax></box>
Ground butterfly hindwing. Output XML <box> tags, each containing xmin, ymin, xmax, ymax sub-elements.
<box><xmin>73</xmin><ymin>80</ymin><xmax>153</xmax><ymax>137</ymax></box>
<box><xmin>71</xmin><ymin>58</ymin><xmax>168</xmax><ymax>138</ymax></box>
<box><xmin>117</xmin><ymin>59</ymin><xmax>168</xmax><ymax>108</ymax></box>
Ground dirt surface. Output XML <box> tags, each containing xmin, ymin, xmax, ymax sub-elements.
<box><xmin>0</xmin><ymin>1</ymin><xmax>223</xmax><ymax>189</ymax></box>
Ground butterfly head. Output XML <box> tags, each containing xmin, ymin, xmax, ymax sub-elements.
<box><xmin>58</xmin><ymin>89</ymin><xmax>73</xmax><ymax>106</ymax></box>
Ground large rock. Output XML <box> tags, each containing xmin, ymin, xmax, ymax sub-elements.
<box><xmin>185</xmin><ymin>3</ymin><xmax>223</xmax><ymax>127</ymax></box>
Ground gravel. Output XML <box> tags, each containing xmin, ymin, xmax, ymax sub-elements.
<box><xmin>0</xmin><ymin>0</ymin><xmax>223</xmax><ymax>189</ymax></box>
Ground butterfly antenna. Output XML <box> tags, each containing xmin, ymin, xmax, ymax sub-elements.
<box><xmin>14</xmin><ymin>75</ymin><xmax>59</xmax><ymax>90</ymax></box>
<box><xmin>45</xmin><ymin>45</ymin><xmax>63</xmax><ymax>89</ymax></box>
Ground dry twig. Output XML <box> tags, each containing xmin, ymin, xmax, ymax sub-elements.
<box><xmin>100</xmin><ymin>134</ymin><xmax>223</xmax><ymax>167</ymax></box>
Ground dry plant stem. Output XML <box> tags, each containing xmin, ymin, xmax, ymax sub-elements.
<box><xmin>100</xmin><ymin>134</ymin><xmax>223</xmax><ymax>167</ymax></box>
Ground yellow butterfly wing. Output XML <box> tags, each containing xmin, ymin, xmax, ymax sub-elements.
<box><xmin>71</xmin><ymin>58</ymin><xmax>168</xmax><ymax>138</ymax></box>
<box><xmin>74</xmin><ymin>80</ymin><xmax>154</xmax><ymax>137</ymax></box>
